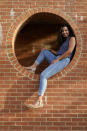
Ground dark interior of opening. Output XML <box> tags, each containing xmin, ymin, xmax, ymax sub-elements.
<box><xmin>15</xmin><ymin>12</ymin><xmax>75</xmax><ymax>74</ymax></box>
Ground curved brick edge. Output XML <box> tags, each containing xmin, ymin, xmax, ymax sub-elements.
<box><xmin>6</xmin><ymin>7</ymin><xmax>82</xmax><ymax>80</ymax></box>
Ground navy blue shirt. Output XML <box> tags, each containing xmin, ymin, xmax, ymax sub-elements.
<box><xmin>57</xmin><ymin>37</ymin><xmax>73</xmax><ymax>59</ymax></box>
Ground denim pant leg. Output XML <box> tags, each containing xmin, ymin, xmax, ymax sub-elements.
<box><xmin>35</xmin><ymin>49</ymin><xmax>56</xmax><ymax>65</ymax></box>
<box><xmin>38</xmin><ymin>57</ymin><xmax>70</xmax><ymax>96</ymax></box>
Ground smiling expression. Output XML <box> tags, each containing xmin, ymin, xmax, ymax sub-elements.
<box><xmin>61</xmin><ymin>26</ymin><xmax>69</xmax><ymax>38</ymax></box>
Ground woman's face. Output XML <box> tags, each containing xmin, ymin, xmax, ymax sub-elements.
<box><xmin>61</xmin><ymin>26</ymin><xmax>69</xmax><ymax>38</ymax></box>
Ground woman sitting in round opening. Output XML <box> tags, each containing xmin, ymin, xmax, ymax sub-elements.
<box><xmin>24</xmin><ymin>24</ymin><xmax>76</xmax><ymax>108</ymax></box>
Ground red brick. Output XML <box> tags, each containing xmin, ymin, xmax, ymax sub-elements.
<box><xmin>0</xmin><ymin>0</ymin><xmax>87</xmax><ymax>130</ymax></box>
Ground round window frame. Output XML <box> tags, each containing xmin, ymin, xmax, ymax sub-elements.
<box><xmin>6</xmin><ymin>7</ymin><xmax>82</xmax><ymax>80</ymax></box>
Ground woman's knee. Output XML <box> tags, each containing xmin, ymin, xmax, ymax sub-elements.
<box><xmin>41</xmin><ymin>49</ymin><xmax>48</xmax><ymax>54</ymax></box>
<box><xmin>40</xmin><ymin>71</ymin><xmax>47</xmax><ymax>80</ymax></box>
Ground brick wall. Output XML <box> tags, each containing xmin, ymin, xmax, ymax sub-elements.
<box><xmin>0</xmin><ymin>0</ymin><xmax>87</xmax><ymax>130</ymax></box>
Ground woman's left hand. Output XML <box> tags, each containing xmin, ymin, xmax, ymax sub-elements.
<box><xmin>51</xmin><ymin>59</ymin><xmax>59</xmax><ymax>64</ymax></box>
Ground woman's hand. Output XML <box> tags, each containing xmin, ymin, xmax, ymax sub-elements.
<box><xmin>51</xmin><ymin>59</ymin><xmax>59</xmax><ymax>64</ymax></box>
<box><xmin>41</xmin><ymin>48</ymin><xmax>46</xmax><ymax>51</ymax></box>
<box><xmin>49</xmin><ymin>49</ymin><xmax>57</xmax><ymax>55</ymax></box>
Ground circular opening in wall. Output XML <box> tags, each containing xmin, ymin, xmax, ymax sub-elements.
<box><xmin>14</xmin><ymin>12</ymin><xmax>76</xmax><ymax>74</ymax></box>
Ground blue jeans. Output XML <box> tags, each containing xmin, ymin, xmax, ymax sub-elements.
<box><xmin>35</xmin><ymin>49</ymin><xmax>70</xmax><ymax>96</ymax></box>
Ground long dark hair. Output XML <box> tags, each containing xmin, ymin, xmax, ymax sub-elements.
<box><xmin>58</xmin><ymin>24</ymin><xmax>75</xmax><ymax>46</ymax></box>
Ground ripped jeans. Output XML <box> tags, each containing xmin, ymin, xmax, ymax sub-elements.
<box><xmin>35</xmin><ymin>49</ymin><xmax>70</xmax><ymax>96</ymax></box>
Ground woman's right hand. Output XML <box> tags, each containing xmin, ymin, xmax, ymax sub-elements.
<box><xmin>41</xmin><ymin>48</ymin><xmax>46</xmax><ymax>51</ymax></box>
<box><xmin>50</xmin><ymin>49</ymin><xmax>57</xmax><ymax>55</ymax></box>
<box><xmin>41</xmin><ymin>48</ymin><xmax>57</xmax><ymax>55</ymax></box>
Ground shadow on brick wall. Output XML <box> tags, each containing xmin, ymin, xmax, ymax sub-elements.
<box><xmin>0</xmin><ymin>77</ymin><xmax>39</xmax><ymax>115</ymax></box>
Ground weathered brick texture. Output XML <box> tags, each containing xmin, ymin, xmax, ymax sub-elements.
<box><xmin>0</xmin><ymin>0</ymin><xmax>87</xmax><ymax>130</ymax></box>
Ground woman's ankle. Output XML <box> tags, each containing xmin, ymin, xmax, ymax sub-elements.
<box><xmin>38</xmin><ymin>96</ymin><xmax>43</xmax><ymax>101</ymax></box>
<box><xmin>30</xmin><ymin>64</ymin><xmax>36</xmax><ymax>69</ymax></box>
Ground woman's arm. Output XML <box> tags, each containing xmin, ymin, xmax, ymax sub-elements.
<box><xmin>49</xmin><ymin>49</ymin><xmax>57</xmax><ymax>55</ymax></box>
<box><xmin>42</xmin><ymin>48</ymin><xmax>57</xmax><ymax>55</ymax></box>
<box><xmin>52</xmin><ymin>37</ymin><xmax>76</xmax><ymax>64</ymax></box>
